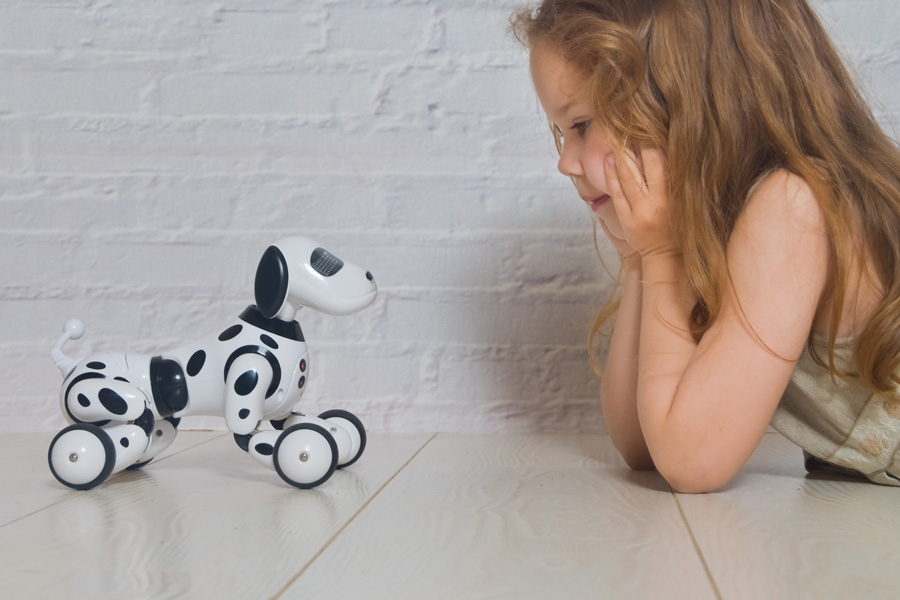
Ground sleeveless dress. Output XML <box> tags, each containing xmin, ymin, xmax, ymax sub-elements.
<box><xmin>771</xmin><ymin>337</ymin><xmax>900</xmax><ymax>485</ymax></box>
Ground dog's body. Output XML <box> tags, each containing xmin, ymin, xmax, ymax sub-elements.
<box><xmin>49</xmin><ymin>236</ymin><xmax>377</xmax><ymax>490</ymax></box>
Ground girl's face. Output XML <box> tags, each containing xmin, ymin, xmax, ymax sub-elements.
<box><xmin>530</xmin><ymin>46</ymin><xmax>625</xmax><ymax>241</ymax></box>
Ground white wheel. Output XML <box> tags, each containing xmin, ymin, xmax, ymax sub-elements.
<box><xmin>48</xmin><ymin>424</ymin><xmax>115</xmax><ymax>490</ymax></box>
<box><xmin>273</xmin><ymin>423</ymin><xmax>338</xmax><ymax>489</ymax></box>
<box><xmin>318</xmin><ymin>409</ymin><xmax>366</xmax><ymax>468</ymax></box>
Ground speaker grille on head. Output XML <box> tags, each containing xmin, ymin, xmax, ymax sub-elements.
<box><xmin>310</xmin><ymin>247</ymin><xmax>344</xmax><ymax>277</ymax></box>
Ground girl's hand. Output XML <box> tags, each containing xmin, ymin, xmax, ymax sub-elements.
<box><xmin>605</xmin><ymin>144</ymin><xmax>676</xmax><ymax>258</ymax></box>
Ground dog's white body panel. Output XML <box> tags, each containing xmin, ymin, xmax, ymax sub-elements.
<box><xmin>164</xmin><ymin>308</ymin><xmax>310</xmax><ymax>425</ymax></box>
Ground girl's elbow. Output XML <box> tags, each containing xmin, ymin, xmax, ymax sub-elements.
<box><xmin>611</xmin><ymin>438</ymin><xmax>656</xmax><ymax>471</ymax></box>
<box><xmin>656</xmin><ymin>457</ymin><xmax>736</xmax><ymax>494</ymax></box>
<box><xmin>615</xmin><ymin>445</ymin><xmax>731</xmax><ymax>492</ymax></box>
<box><xmin>623</xmin><ymin>452</ymin><xmax>655</xmax><ymax>472</ymax></box>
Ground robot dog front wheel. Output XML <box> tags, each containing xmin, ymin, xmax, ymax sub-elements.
<box><xmin>48</xmin><ymin>424</ymin><xmax>116</xmax><ymax>490</ymax></box>
<box><xmin>273</xmin><ymin>423</ymin><xmax>338</xmax><ymax>489</ymax></box>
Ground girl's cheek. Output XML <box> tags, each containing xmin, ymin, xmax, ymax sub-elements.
<box><xmin>585</xmin><ymin>156</ymin><xmax>609</xmax><ymax>191</ymax></box>
<box><xmin>588</xmin><ymin>146</ymin><xmax>615</xmax><ymax>189</ymax></box>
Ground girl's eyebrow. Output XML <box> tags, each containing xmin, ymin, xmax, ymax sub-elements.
<box><xmin>560</xmin><ymin>101</ymin><xmax>592</xmax><ymax>121</ymax></box>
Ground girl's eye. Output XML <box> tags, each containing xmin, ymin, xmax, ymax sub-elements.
<box><xmin>571</xmin><ymin>120</ymin><xmax>591</xmax><ymax>136</ymax></box>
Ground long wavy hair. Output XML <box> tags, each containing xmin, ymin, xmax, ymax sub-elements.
<box><xmin>512</xmin><ymin>0</ymin><xmax>900</xmax><ymax>394</ymax></box>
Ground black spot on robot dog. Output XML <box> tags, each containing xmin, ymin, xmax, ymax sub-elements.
<box><xmin>114</xmin><ymin>377</ymin><xmax>129</xmax><ymax>383</ymax></box>
<box><xmin>86</xmin><ymin>361</ymin><xmax>106</xmax><ymax>370</ymax></box>
<box><xmin>98</xmin><ymin>388</ymin><xmax>128</xmax><ymax>416</ymax></box>
<box><xmin>299</xmin><ymin>359</ymin><xmax>307</xmax><ymax>372</ymax></box>
<box><xmin>120</xmin><ymin>437</ymin><xmax>130</xmax><ymax>448</ymax></box>
<box><xmin>78</xmin><ymin>393</ymin><xmax>91</xmax><ymax>407</ymax></box>
<box><xmin>234</xmin><ymin>371</ymin><xmax>259</xmax><ymax>396</ymax></box>
<box><xmin>63</xmin><ymin>372</ymin><xmax>105</xmax><ymax>424</ymax></box>
<box><xmin>239</xmin><ymin>408</ymin><xmax>250</xmax><ymax>419</ymax></box>
<box><xmin>224</xmin><ymin>346</ymin><xmax>281</xmax><ymax>399</ymax></box>
<box><xmin>298</xmin><ymin>376</ymin><xmax>306</xmax><ymax>389</ymax></box>
<box><xmin>135</xmin><ymin>408</ymin><xmax>155</xmax><ymax>436</ymax></box>
<box><xmin>254</xmin><ymin>443</ymin><xmax>274</xmax><ymax>456</ymax></box>
<box><xmin>233</xmin><ymin>433</ymin><xmax>251</xmax><ymax>452</ymax></box>
<box><xmin>219</xmin><ymin>325</ymin><xmax>243</xmax><ymax>341</ymax></box>
<box><xmin>187</xmin><ymin>350</ymin><xmax>206</xmax><ymax>377</ymax></box>
<box><xmin>260</xmin><ymin>334</ymin><xmax>278</xmax><ymax>349</ymax></box>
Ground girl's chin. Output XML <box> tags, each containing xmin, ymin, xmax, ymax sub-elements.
<box><xmin>593</xmin><ymin>213</ymin><xmax>625</xmax><ymax>241</ymax></box>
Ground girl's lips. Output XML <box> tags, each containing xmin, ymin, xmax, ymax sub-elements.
<box><xmin>586</xmin><ymin>194</ymin><xmax>611</xmax><ymax>212</ymax></box>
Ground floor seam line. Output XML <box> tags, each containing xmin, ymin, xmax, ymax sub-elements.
<box><xmin>672</xmin><ymin>492</ymin><xmax>723</xmax><ymax>600</ymax></box>
<box><xmin>0</xmin><ymin>431</ymin><xmax>228</xmax><ymax>530</ymax></box>
<box><xmin>269</xmin><ymin>432</ymin><xmax>439</xmax><ymax>599</ymax></box>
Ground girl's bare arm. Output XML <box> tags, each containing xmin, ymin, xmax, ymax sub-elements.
<box><xmin>600</xmin><ymin>255</ymin><xmax>654</xmax><ymax>469</ymax></box>
<box><xmin>608</xmin><ymin>150</ymin><xmax>829</xmax><ymax>493</ymax></box>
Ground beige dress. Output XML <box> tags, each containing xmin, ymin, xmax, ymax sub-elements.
<box><xmin>771</xmin><ymin>337</ymin><xmax>900</xmax><ymax>485</ymax></box>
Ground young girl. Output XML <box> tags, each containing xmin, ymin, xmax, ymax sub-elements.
<box><xmin>513</xmin><ymin>0</ymin><xmax>900</xmax><ymax>492</ymax></box>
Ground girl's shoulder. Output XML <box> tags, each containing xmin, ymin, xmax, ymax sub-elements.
<box><xmin>741</xmin><ymin>169</ymin><xmax>882</xmax><ymax>340</ymax></box>
<box><xmin>731</xmin><ymin>168</ymin><xmax>829</xmax><ymax>270</ymax></box>
<box><xmin>743</xmin><ymin>168</ymin><xmax>824</xmax><ymax>228</ymax></box>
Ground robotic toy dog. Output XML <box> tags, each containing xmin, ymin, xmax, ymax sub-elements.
<box><xmin>49</xmin><ymin>236</ymin><xmax>377</xmax><ymax>490</ymax></box>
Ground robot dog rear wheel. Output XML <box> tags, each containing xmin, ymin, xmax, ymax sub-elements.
<box><xmin>48</xmin><ymin>424</ymin><xmax>116</xmax><ymax>490</ymax></box>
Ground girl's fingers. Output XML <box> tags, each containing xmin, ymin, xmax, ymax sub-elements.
<box><xmin>631</xmin><ymin>144</ymin><xmax>645</xmax><ymax>179</ymax></box>
<box><xmin>605</xmin><ymin>147</ymin><xmax>647</xmax><ymax>215</ymax></box>
<box><xmin>616</xmin><ymin>144</ymin><xmax>668</xmax><ymax>208</ymax></box>
<box><xmin>639</xmin><ymin>143</ymin><xmax>666</xmax><ymax>194</ymax></box>
<box><xmin>620</xmin><ymin>146</ymin><xmax>648</xmax><ymax>196</ymax></box>
<box><xmin>605</xmin><ymin>154</ymin><xmax>632</xmax><ymax>216</ymax></box>
<box><xmin>603</xmin><ymin>143</ymin><xmax>670</xmax><ymax>257</ymax></box>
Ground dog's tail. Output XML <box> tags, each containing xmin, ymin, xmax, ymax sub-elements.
<box><xmin>52</xmin><ymin>319</ymin><xmax>85</xmax><ymax>378</ymax></box>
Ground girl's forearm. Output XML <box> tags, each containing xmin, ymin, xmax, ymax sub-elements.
<box><xmin>601</xmin><ymin>257</ymin><xmax>653</xmax><ymax>469</ymax></box>
<box><xmin>634</xmin><ymin>253</ymin><xmax>700</xmax><ymax>460</ymax></box>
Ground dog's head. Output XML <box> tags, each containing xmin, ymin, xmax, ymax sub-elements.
<box><xmin>254</xmin><ymin>236</ymin><xmax>377</xmax><ymax>320</ymax></box>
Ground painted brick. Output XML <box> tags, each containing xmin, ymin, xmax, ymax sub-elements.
<box><xmin>442</xmin><ymin>6</ymin><xmax>524</xmax><ymax>54</ymax></box>
<box><xmin>327</xmin><ymin>5</ymin><xmax>435</xmax><ymax>53</ymax></box>
<box><xmin>0</xmin><ymin>6</ymin><xmax>95</xmax><ymax>52</ymax></box>
<box><xmin>2</xmin><ymin>0</ymin><xmax>899</xmax><ymax>435</ymax></box>
<box><xmin>1</xmin><ymin>69</ymin><xmax>150</xmax><ymax>115</ymax></box>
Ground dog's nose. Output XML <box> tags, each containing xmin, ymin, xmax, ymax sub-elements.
<box><xmin>366</xmin><ymin>271</ymin><xmax>374</xmax><ymax>282</ymax></box>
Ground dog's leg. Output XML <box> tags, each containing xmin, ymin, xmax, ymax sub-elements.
<box><xmin>64</xmin><ymin>376</ymin><xmax>148</xmax><ymax>424</ymax></box>
<box><xmin>244</xmin><ymin>429</ymin><xmax>279</xmax><ymax>471</ymax></box>
<box><xmin>128</xmin><ymin>414</ymin><xmax>179</xmax><ymax>469</ymax></box>
<box><xmin>223</xmin><ymin>353</ymin><xmax>274</xmax><ymax>435</ymax></box>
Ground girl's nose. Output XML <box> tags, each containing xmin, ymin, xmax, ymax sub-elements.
<box><xmin>557</xmin><ymin>144</ymin><xmax>581</xmax><ymax>178</ymax></box>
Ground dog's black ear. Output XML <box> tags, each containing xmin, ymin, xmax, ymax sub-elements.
<box><xmin>255</xmin><ymin>245</ymin><xmax>289</xmax><ymax>319</ymax></box>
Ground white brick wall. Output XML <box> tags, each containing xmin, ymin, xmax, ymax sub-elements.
<box><xmin>2</xmin><ymin>0</ymin><xmax>898</xmax><ymax>434</ymax></box>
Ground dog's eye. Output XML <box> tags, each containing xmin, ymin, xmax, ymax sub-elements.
<box><xmin>310</xmin><ymin>247</ymin><xmax>344</xmax><ymax>277</ymax></box>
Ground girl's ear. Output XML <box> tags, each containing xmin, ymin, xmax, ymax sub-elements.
<box><xmin>254</xmin><ymin>245</ymin><xmax>289</xmax><ymax>319</ymax></box>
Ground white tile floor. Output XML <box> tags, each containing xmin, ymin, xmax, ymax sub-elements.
<box><xmin>2</xmin><ymin>430</ymin><xmax>899</xmax><ymax>599</ymax></box>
